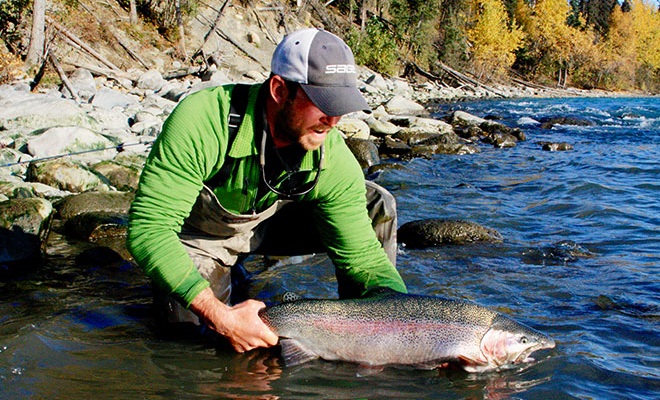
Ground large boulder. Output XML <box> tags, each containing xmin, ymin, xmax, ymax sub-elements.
<box><xmin>398</xmin><ymin>219</ymin><xmax>503</xmax><ymax>248</ymax></box>
<box><xmin>0</xmin><ymin>197</ymin><xmax>54</xmax><ymax>274</ymax></box>
<box><xmin>26</xmin><ymin>159</ymin><xmax>111</xmax><ymax>193</ymax></box>
<box><xmin>27</xmin><ymin>126</ymin><xmax>118</xmax><ymax>164</ymax></box>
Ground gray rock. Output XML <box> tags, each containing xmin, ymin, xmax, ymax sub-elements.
<box><xmin>0</xmin><ymin>181</ymin><xmax>72</xmax><ymax>199</ymax></box>
<box><xmin>541</xmin><ymin>142</ymin><xmax>574</xmax><ymax>151</ymax></box>
<box><xmin>56</xmin><ymin>191</ymin><xmax>134</xmax><ymax>221</ymax></box>
<box><xmin>64</xmin><ymin>68</ymin><xmax>97</xmax><ymax>101</ymax></box>
<box><xmin>27</xmin><ymin>126</ymin><xmax>117</xmax><ymax>163</ymax></box>
<box><xmin>137</xmin><ymin>69</ymin><xmax>166</xmax><ymax>91</ymax></box>
<box><xmin>0</xmin><ymin>147</ymin><xmax>32</xmax><ymax>177</ymax></box>
<box><xmin>91</xmin><ymin>161</ymin><xmax>141</xmax><ymax>191</ymax></box>
<box><xmin>336</xmin><ymin>118</ymin><xmax>370</xmax><ymax>140</ymax></box>
<box><xmin>26</xmin><ymin>159</ymin><xmax>110</xmax><ymax>193</ymax></box>
<box><xmin>0</xmin><ymin>92</ymin><xmax>94</xmax><ymax>131</ymax></box>
<box><xmin>384</xmin><ymin>95</ymin><xmax>426</xmax><ymax>116</ymax></box>
<box><xmin>91</xmin><ymin>88</ymin><xmax>140</xmax><ymax>109</ymax></box>
<box><xmin>398</xmin><ymin>219</ymin><xmax>503</xmax><ymax>248</ymax></box>
<box><xmin>450</xmin><ymin>110</ymin><xmax>487</xmax><ymax>127</ymax></box>
<box><xmin>0</xmin><ymin>197</ymin><xmax>53</xmax><ymax>270</ymax></box>
<box><xmin>345</xmin><ymin>138</ymin><xmax>380</xmax><ymax>169</ymax></box>
<box><xmin>365</xmin><ymin>73</ymin><xmax>389</xmax><ymax>92</ymax></box>
<box><xmin>365</xmin><ymin>117</ymin><xmax>400</xmax><ymax>137</ymax></box>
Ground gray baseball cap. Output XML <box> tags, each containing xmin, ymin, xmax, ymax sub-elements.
<box><xmin>271</xmin><ymin>28</ymin><xmax>371</xmax><ymax>116</ymax></box>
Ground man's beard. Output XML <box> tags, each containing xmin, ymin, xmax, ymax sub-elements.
<box><xmin>273</xmin><ymin>100</ymin><xmax>301</xmax><ymax>147</ymax></box>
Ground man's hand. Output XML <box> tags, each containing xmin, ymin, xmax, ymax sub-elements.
<box><xmin>189</xmin><ymin>287</ymin><xmax>279</xmax><ymax>352</ymax></box>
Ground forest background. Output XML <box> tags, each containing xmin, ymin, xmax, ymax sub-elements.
<box><xmin>1</xmin><ymin>0</ymin><xmax>659</xmax><ymax>95</ymax></box>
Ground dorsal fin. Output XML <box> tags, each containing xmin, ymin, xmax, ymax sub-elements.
<box><xmin>282</xmin><ymin>292</ymin><xmax>302</xmax><ymax>303</ymax></box>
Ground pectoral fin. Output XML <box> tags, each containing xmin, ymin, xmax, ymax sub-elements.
<box><xmin>457</xmin><ymin>355</ymin><xmax>489</xmax><ymax>373</ymax></box>
<box><xmin>279</xmin><ymin>338</ymin><xmax>319</xmax><ymax>366</ymax></box>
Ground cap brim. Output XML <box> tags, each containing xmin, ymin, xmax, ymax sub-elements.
<box><xmin>301</xmin><ymin>84</ymin><xmax>371</xmax><ymax>117</ymax></box>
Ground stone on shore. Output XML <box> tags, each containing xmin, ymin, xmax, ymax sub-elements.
<box><xmin>0</xmin><ymin>197</ymin><xmax>53</xmax><ymax>272</ymax></box>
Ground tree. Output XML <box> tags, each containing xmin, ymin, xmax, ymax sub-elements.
<box><xmin>579</xmin><ymin>0</ymin><xmax>618</xmax><ymax>34</ymax></box>
<box><xmin>24</xmin><ymin>0</ymin><xmax>45</xmax><ymax>70</ymax></box>
<box><xmin>516</xmin><ymin>0</ymin><xmax>597</xmax><ymax>87</ymax></box>
<box><xmin>467</xmin><ymin>0</ymin><xmax>525</xmax><ymax>80</ymax></box>
<box><xmin>129</xmin><ymin>0</ymin><xmax>138</xmax><ymax>25</ymax></box>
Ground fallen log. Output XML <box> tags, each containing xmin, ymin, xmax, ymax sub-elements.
<box><xmin>46</xmin><ymin>16</ymin><xmax>120</xmax><ymax>72</ymax></box>
<box><xmin>49</xmin><ymin>52</ymin><xmax>80</xmax><ymax>102</ymax></box>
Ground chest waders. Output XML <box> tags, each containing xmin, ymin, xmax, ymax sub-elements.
<box><xmin>158</xmin><ymin>85</ymin><xmax>398</xmax><ymax>327</ymax></box>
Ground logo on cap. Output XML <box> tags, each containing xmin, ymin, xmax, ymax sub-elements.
<box><xmin>325</xmin><ymin>64</ymin><xmax>356</xmax><ymax>74</ymax></box>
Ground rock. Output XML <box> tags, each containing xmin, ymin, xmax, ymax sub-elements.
<box><xmin>247</xmin><ymin>31</ymin><xmax>261</xmax><ymax>46</ymax></box>
<box><xmin>56</xmin><ymin>191</ymin><xmax>134</xmax><ymax>221</ymax></box>
<box><xmin>137</xmin><ymin>70</ymin><xmax>166</xmax><ymax>91</ymax></box>
<box><xmin>336</xmin><ymin>118</ymin><xmax>370</xmax><ymax>140</ymax></box>
<box><xmin>450</xmin><ymin>110</ymin><xmax>487</xmax><ymax>127</ymax></box>
<box><xmin>26</xmin><ymin>159</ymin><xmax>110</xmax><ymax>193</ymax></box>
<box><xmin>91</xmin><ymin>161</ymin><xmax>142</xmax><ymax>191</ymax></box>
<box><xmin>0</xmin><ymin>91</ymin><xmax>93</xmax><ymax>131</ymax></box>
<box><xmin>64</xmin><ymin>68</ymin><xmax>97</xmax><ymax>101</ymax></box>
<box><xmin>483</xmin><ymin>132</ymin><xmax>518</xmax><ymax>148</ymax></box>
<box><xmin>91</xmin><ymin>88</ymin><xmax>140</xmax><ymax>109</ymax></box>
<box><xmin>398</xmin><ymin>219</ymin><xmax>503</xmax><ymax>248</ymax></box>
<box><xmin>63</xmin><ymin>211</ymin><xmax>128</xmax><ymax>242</ymax></box>
<box><xmin>541</xmin><ymin>142</ymin><xmax>574</xmax><ymax>151</ymax></box>
<box><xmin>0</xmin><ymin>181</ymin><xmax>71</xmax><ymax>199</ymax></box>
<box><xmin>0</xmin><ymin>197</ymin><xmax>54</xmax><ymax>272</ymax></box>
<box><xmin>379</xmin><ymin>136</ymin><xmax>413</xmax><ymax>157</ymax></box>
<box><xmin>87</xmin><ymin>108</ymin><xmax>131</xmax><ymax>133</ymax></box>
<box><xmin>345</xmin><ymin>138</ymin><xmax>380</xmax><ymax>169</ymax></box>
<box><xmin>365</xmin><ymin>73</ymin><xmax>389</xmax><ymax>92</ymax></box>
<box><xmin>27</xmin><ymin>126</ymin><xmax>118</xmax><ymax>163</ymax></box>
<box><xmin>522</xmin><ymin>240</ymin><xmax>593</xmax><ymax>265</ymax></box>
<box><xmin>540</xmin><ymin>116</ymin><xmax>594</xmax><ymax>129</ymax></box>
<box><xmin>1</xmin><ymin>147</ymin><xmax>32</xmax><ymax>177</ymax></box>
<box><xmin>391</xmin><ymin>78</ymin><xmax>413</xmax><ymax>99</ymax></box>
<box><xmin>365</xmin><ymin>117</ymin><xmax>400</xmax><ymax>137</ymax></box>
<box><xmin>384</xmin><ymin>95</ymin><xmax>426</xmax><ymax>116</ymax></box>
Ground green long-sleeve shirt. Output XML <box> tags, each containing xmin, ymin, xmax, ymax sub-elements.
<box><xmin>127</xmin><ymin>83</ymin><xmax>406</xmax><ymax>306</ymax></box>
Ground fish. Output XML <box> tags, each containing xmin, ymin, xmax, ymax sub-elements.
<box><xmin>259</xmin><ymin>290</ymin><xmax>555</xmax><ymax>373</ymax></box>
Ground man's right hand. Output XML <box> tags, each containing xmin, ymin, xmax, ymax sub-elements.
<box><xmin>189</xmin><ymin>287</ymin><xmax>279</xmax><ymax>352</ymax></box>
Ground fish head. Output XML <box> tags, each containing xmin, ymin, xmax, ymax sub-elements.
<box><xmin>475</xmin><ymin>315</ymin><xmax>555</xmax><ymax>372</ymax></box>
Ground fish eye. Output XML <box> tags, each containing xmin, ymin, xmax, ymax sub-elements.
<box><xmin>520</xmin><ymin>336</ymin><xmax>528</xmax><ymax>344</ymax></box>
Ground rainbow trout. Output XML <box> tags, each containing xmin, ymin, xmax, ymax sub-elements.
<box><xmin>259</xmin><ymin>291</ymin><xmax>555</xmax><ymax>373</ymax></box>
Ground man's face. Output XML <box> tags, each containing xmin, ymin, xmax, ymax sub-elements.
<box><xmin>274</xmin><ymin>87</ymin><xmax>341</xmax><ymax>151</ymax></box>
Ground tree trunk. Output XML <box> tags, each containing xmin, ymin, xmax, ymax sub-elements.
<box><xmin>175</xmin><ymin>0</ymin><xmax>187</xmax><ymax>59</ymax></box>
<box><xmin>25</xmin><ymin>0</ymin><xmax>46</xmax><ymax>70</ymax></box>
<box><xmin>129</xmin><ymin>0</ymin><xmax>138</xmax><ymax>25</ymax></box>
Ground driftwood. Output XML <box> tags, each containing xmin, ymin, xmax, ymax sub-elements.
<box><xmin>197</xmin><ymin>0</ymin><xmax>232</xmax><ymax>54</ymax></box>
<box><xmin>194</xmin><ymin>10</ymin><xmax>265</xmax><ymax>68</ymax></box>
<box><xmin>252</xmin><ymin>9</ymin><xmax>278</xmax><ymax>45</ymax></box>
<box><xmin>49</xmin><ymin>52</ymin><xmax>80</xmax><ymax>102</ymax></box>
<box><xmin>78</xmin><ymin>1</ymin><xmax>150</xmax><ymax>69</ymax></box>
<box><xmin>65</xmin><ymin>61</ymin><xmax>135</xmax><ymax>87</ymax></box>
<box><xmin>46</xmin><ymin>16</ymin><xmax>120</xmax><ymax>72</ymax></box>
<box><xmin>162</xmin><ymin>66</ymin><xmax>204</xmax><ymax>80</ymax></box>
<box><xmin>437</xmin><ymin>62</ymin><xmax>506</xmax><ymax>97</ymax></box>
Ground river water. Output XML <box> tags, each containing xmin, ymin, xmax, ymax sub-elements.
<box><xmin>1</xmin><ymin>97</ymin><xmax>658</xmax><ymax>399</ymax></box>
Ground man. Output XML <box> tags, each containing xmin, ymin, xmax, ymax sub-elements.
<box><xmin>127</xmin><ymin>28</ymin><xmax>407</xmax><ymax>353</ymax></box>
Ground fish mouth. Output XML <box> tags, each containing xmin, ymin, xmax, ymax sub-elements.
<box><xmin>513</xmin><ymin>337</ymin><xmax>556</xmax><ymax>364</ymax></box>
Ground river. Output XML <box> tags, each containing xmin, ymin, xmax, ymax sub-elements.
<box><xmin>1</xmin><ymin>97</ymin><xmax>658</xmax><ymax>399</ymax></box>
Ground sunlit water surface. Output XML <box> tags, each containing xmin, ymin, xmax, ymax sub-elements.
<box><xmin>1</xmin><ymin>97</ymin><xmax>658</xmax><ymax>399</ymax></box>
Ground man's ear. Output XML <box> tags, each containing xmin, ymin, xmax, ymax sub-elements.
<box><xmin>269</xmin><ymin>75</ymin><xmax>289</xmax><ymax>106</ymax></box>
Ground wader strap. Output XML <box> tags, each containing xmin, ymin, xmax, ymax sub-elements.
<box><xmin>204</xmin><ymin>84</ymin><xmax>251</xmax><ymax>188</ymax></box>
